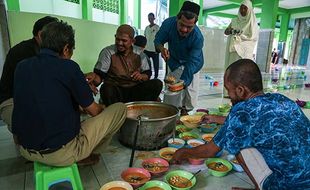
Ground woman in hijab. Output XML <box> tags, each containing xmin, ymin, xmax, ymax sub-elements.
<box><xmin>224</xmin><ymin>0</ymin><xmax>259</xmax><ymax>68</ymax></box>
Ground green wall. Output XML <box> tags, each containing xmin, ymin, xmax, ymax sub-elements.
<box><xmin>7</xmin><ymin>11</ymin><xmax>118</xmax><ymax>72</ymax></box>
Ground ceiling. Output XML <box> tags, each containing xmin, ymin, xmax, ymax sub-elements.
<box><xmin>203</xmin><ymin>0</ymin><xmax>310</xmax><ymax>18</ymax></box>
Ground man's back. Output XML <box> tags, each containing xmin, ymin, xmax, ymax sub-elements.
<box><xmin>12</xmin><ymin>49</ymin><xmax>93</xmax><ymax>150</ymax></box>
<box><xmin>0</xmin><ymin>38</ymin><xmax>38</xmax><ymax>104</ymax></box>
<box><xmin>215</xmin><ymin>93</ymin><xmax>310</xmax><ymax>189</ymax></box>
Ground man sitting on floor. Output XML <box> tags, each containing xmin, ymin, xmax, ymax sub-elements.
<box><xmin>172</xmin><ymin>59</ymin><xmax>310</xmax><ymax>189</ymax></box>
<box><xmin>85</xmin><ymin>24</ymin><xmax>163</xmax><ymax>106</ymax></box>
<box><xmin>12</xmin><ymin>20</ymin><xmax>127</xmax><ymax>166</ymax></box>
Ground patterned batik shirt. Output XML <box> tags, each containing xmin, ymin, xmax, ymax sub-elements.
<box><xmin>213</xmin><ymin>93</ymin><xmax>310</xmax><ymax>190</ymax></box>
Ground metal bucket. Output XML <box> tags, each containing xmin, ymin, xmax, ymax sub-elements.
<box><xmin>163</xmin><ymin>90</ymin><xmax>183</xmax><ymax>108</ymax></box>
<box><xmin>119</xmin><ymin>101</ymin><xmax>179</xmax><ymax>150</ymax></box>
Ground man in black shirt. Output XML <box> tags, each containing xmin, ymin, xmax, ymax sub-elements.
<box><xmin>0</xmin><ymin>16</ymin><xmax>58</xmax><ymax>132</ymax></box>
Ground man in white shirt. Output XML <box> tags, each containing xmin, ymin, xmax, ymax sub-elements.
<box><xmin>144</xmin><ymin>13</ymin><xmax>160</xmax><ymax>79</ymax></box>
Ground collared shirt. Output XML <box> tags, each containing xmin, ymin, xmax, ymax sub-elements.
<box><xmin>12</xmin><ymin>49</ymin><xmax>94</xmax><ymax>150</ymax></box>
<box><xmin>213</xmin><ymin>93</ymin><xmax>310</xmax><ymax>189</ymax></box>
<box><xmin>154</xmin><ymin>16</ymin><xmax>204</xmax><ymax>86</ymax></box>
<box><xmin>144</xmin><ymin>24</ymin><xmax>160</xmax><ymax>52</ymax></box>
<box><xmin>94</xmin><ymin>45</ymin><xmax>151</xmax><ymax>87</ymax></box>
<box><xmin>0</xmin><ymin>38</ymin><xmax>39</xmax><ymax>104</ymax></box>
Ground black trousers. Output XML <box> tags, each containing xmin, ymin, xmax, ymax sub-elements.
<box><xmin>100</xmin><ymin>79</ymin><xmax>163</xmax><ymax>106</ymax></box>
<box><xmin>144</xmin><ymin>50</ymin><xmax>160</xmax><ymax>78</ymax></box>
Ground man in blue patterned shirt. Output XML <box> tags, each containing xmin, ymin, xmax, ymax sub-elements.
<box><xmin>172</xmin><ymin>59</ymin><xmax>310</xmax><ymax>189</ymax></box>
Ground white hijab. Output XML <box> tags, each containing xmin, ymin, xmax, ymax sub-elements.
<box><xmin>229</xmin><ymin>0</ymin><xmax>259</xmax><ymax>59</ymax></box>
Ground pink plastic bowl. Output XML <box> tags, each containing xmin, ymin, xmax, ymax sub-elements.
<box><xmin>142</xmin><ymin>158</ymin><xmax>169</xmax><ymax>176</ymax></box>
<box><xmin>121</xmin><ymin>168</ymin><xmax>151</xmax><ymax>188</ymax></box>
<box><xmin>188</xmin><ymin>158</ymin><xmax>205</xmax><ymax>165</ymax></box>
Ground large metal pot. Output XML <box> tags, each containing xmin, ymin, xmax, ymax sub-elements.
<box><xmin>119</xmin><ymin>101</ymin><xmax>179</xmax><ymax>150</ymax></box>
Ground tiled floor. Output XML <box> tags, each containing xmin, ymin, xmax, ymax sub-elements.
<box><xmin>0</xmin><ymin>69</ymin><xmax>309</xmax><ymax>190</ymax></box>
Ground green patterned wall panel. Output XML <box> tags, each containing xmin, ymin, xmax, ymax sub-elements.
<box><xmin>93</xmin><ymin>0</ymin><xmax>119</xmax><ymax>14</ymax></box>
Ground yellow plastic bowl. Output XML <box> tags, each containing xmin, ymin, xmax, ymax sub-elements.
<box><xmin>180</xmin><ymin>115</ymin><xmax>202</xmax><ymax>129</ymax></box>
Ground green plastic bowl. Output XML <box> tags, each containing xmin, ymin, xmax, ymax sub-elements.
<box><xmin>176</xmin><ymin>125</ymin><xmax>192</xmax><ymax>133</ymax></box>
<box><xmin>165</xmin><ymin>170</ymin><xmax>196</xmax><ymax>190</ymax></box>
<box><xmin>205</xmin><ymin>158</ymin><xmax>232</xmax><ymax>177</ymax></box>
<box><xmin>178</xmin><ymin>132</ymin><xmax>200</xmax><ymax>141</ymax></box>
<box><xmin>139</xmin><ymin>180</ymin><xmax>172</xmax><ymax>190</ymax></box>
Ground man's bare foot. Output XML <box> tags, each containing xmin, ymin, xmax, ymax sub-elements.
<box><xmin>77</xmin><ymin>154</ymin><xmax>100</xmax><ymax>166</ymax></box>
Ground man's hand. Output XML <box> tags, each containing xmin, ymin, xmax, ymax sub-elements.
<box><xmin>85</xmin><ymin>72</ymin><xmax>100</xmax><ymax>94</ymax></box>
<box><xmin>160</xmin><ymin>48</ymin><xmax>170</xmax><ymax>61</ymax></box>
<box><xmin>201</xmin><ymin>114</ymin><xmax>226</xmax><ymax>125</ymax></box>
<box><xmin>131</xmin><ymin>71</ymin><xmax>148</xmax><ymax>81</ymax></box>
<box><xmin>170</xmin><ymin>148</ymin><xmax>189</xmax><ymax>165</ymax></box>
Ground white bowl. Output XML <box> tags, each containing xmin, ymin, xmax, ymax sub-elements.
<box><xmin>227</xmin><ymin>154</ymin><xmax>244</xmax><ymax>172</ymax></box>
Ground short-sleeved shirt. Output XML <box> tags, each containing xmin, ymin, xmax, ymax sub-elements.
<box><xmin>94</xmin><ymin>45</ymin><xmax>151</xmax><ymax>87</ymax></box>
<box><xmin>0</xmin><ymin>38</ymin><xmax>39</xmax><ymax>104</ymax></box>
<box><xmin>144</xmin><ymin>24</ymin><xmax>160</xmax><ymax>52</ymax></box>
<box><xmin>12</xmin><ymin>49</ymin><xmax>94</xmax><ymax>150</ymax></box>
<box><xmin>154</xmin><ymin>16</ymin><xmax>204</xmax><ymax>86</ymax></box>
<box><xmin>213</xmin><ymin>93</ymin><xmax>310</xmax><ymax>189</ymax></box>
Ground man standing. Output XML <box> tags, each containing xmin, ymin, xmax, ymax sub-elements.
<box><xmin>13</xmin><ymin>21</ymin><xmax>127</xmax><ymax>166</ymax></box>
<box><xmin>154</xmin><ymin>1</ymin><xmax>204</xmax><ymax>115</ymax></box>
<box><xmin>144</xmin><ymin>13</ymin><xmax>160</xmax><ymax>79</ymax></box>
<box><xmin>86</xmin><ymin>24</ymin><xmax>163</xmax><ymax>106</ymax></box>
<box><xmin>0</xmin><ymin>16</ymin><xmax>58</xmax><ymax>132</ymax></box>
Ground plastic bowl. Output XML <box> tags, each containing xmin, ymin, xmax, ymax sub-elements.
<box><xmin>168</xmin><ymin>80</ymin><xmax>184</xmax><ymax>92</ymax></box>
<box><xmin>140</xmin><ymin>180</ymin><xmax>172</xmax><ymax>190</ymax></box>
<box><xmin>165</xmin><ymin>170</ymin><xmax>197</xmax><ymax>190</ymax></box>
<box><xmin>304</xmin><ymin>101</ymin><xmax>310</xmax><ymax>109</ymax></box>
<box><xmin>142</xmin><ymin>158</ymin><xmax>169</xmax><ymax>176</ymax></box>
<box><xmin>218</xmin><ymin>104</ymin><xmax>231</xmax><ymax>113</ymax></box>
<box><xmin>175</xmin><ymin>125</ymin><xmax>192</xmax><ymax>133</ymax></box>
<box><xmin>196</xmin><ymin>108</ymin><xmax>209</xmax><ymax>113</ymax></box>
<box><xmin>188</xmin><ymin>158</ymin><xmax>205</xmax><ymax>165</ymax></box>
<box><xmin>205</xmin><ymin>158</ymin><xmax>232</xmax><ymax>177</ymax></box>
<box><xmin>180</xmin><ymin>115</ymin><xmax>202</xmax><ymax>129</ymax></box>
<box><xmin>227</xmin><ymin>155</ymin><xmax>244</xmax><ymax>172</ymax></box>
<box><xmin>179</xmin><ymin>132</ymin><xmax>200</xmax><ymax>141</ymax></box>
<box><xmin>168</xmin><ymin>138</ymin><xmax>185</xmax><ymax>149</ymax></box>
<box><xmin>159</xmin><ymin>147</ymin><xmax>177</xmax><ymax>161</ymax></box>
<box><xmin>121</xmin><ymin>168</ymin><xmax>151</xmax><ymax>188</ymax></box>
<box><xmin>201</xmin><ymin>133</ymin><xmax>215</xmax><ymax>143</ymax></box>
<box><xmin>187</xmin><ymin>139</ymin><xmax>205</xmax><ymax>148</ymax></box>
<box><xmin>200</xmin><ymin>123</ymin><xmax>218</xmax><ymax>133</ymax></box>
<box><xmin>100</xmin><ymin>181</ymin><xmax>133</xmax><ymax>190</ymax></box>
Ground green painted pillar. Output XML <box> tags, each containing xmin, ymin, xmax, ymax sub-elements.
<box><xmin>169</xmin><ymin>0</ymin><xmax>184</xmax><ymax>17</ymax></box>
<box><xmin>133</xmin><ymin>0</ymin><xmax>141</xmax><ymax>29</ymax></box>
<box><xmin>279</xmin><ymin>13</ymin><xmax>290</xmax><ymax>42</ymax></box>
<box><xmin>260</xmin><ymin>0</ymin><xmax>279</xmax><ymax>29</ymax></box>
<box><xmin>119</xmin><ymin>0</ymin><xmax>128</xmax><ymax>24</ymax></box>
<box><xmin>6</xmin><ymin>0</ymin><xmax>19</xmax><ymax>11</ymax></box>
<box><xmin>198</xmin><ymin>0</ymin><xmax>204</xmax><ymax>25</ymax></box>
<box><xmin>82</xmin><ymin>0</ymin><xmax>92</xmax><ymax>20</ymax></box>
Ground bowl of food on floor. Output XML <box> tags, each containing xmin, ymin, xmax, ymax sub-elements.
<box><xmin>139</xmin><ymin>180</ymin><xmax>172</xmax><ymax>190</ymax></box>
<box><xmin>165</xmin><ymin>170</ymin><xmax>197</xmax><ymax>190</ymax></box>
<box><xmin>159</xmin><ymin>147</ymin><xmax>177</xmax><ymax>161</ymax></box>
<box><xmin>100</xmin><ymin>180</ymin><xmax>133</xmax><ymax>190</ymax></box>
<box><xmin>205</xmin><ymin>158</ymin><xmax>232</xmax><ymax>177</ymax></box>
<box><xmin>142</xmin><ymin>158</ymin><xmax>169</xmax><ymax>176</ymax></box>
<box><xmin>121</xmin><ymin>168</ymin><xmax>151</xmax><ymax>188</ymax></box>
